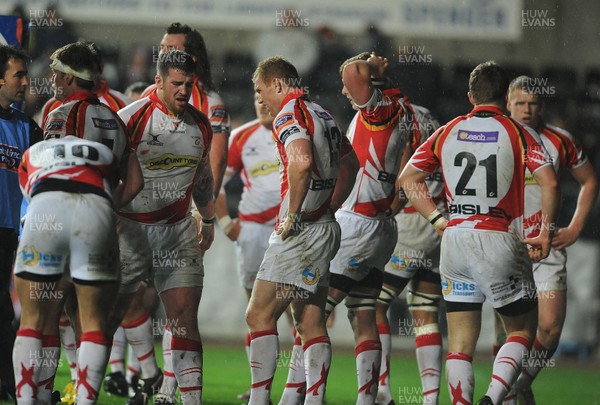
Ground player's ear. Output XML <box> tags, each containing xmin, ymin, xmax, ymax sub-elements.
<box><xmin>155</xmin><ymin>74</ymin><xmax>162</xmax><ymax>89</ymax></box>
<box><xmin>467</xmin><ymin>91</ymin><xmax>475</xmax><ymax>106</ymax></box>
<box><xmin>273</xmin><ymin>77</ymin><xmax>282</xmax><ymax>93</ymax></box>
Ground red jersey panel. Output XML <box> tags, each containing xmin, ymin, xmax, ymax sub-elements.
<box><xmin>342</xmin><ymin>88</ymin><xmax>408</xmax><ymax>217</ymax></box>
<box><xmin>409</xmin><ymin>105</ymin><xmax>551</xmax><ymax>233</ymax></box>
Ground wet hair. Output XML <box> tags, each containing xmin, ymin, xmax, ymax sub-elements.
<box><xmin>156</xmin><ymin>50</ymin><xmax>196</xmax><ymax>78</ymax></box>
<box><xmin>339</xmin><ymin>52</ymin><xmax>371</xmax><ymax>76</ymax></box>
<box><xmin>468</xmin><ymin>61</ymin><xmax>509</xmax><ymax>105</ymax></box>
<box><xmin>165</xmin><ymin>22</ymin><xmax>214</xmax><ymax>91</ymax></box>
<box><xmin>0</xmin><ymin>45</ymin><xmax>28</xmax><ymax>79</ymax></box>
<box><xmin>50</xmin><ymin>41</ymin><xmax>100</xmax><ymax>90</ymax></box>
<box><xmin>252</xmin><ymin>56</ymin><xmax>299</xmax><ymax>86</ymax></box>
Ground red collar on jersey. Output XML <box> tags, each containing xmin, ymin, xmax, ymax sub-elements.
<box><xmin>470</xmin><ymin>105</ymin><xmax>504</xmax><ymax>116</ymax></box>
<box><xmin>96</xmin><ymin>79</ymin><xmax>109</xmax><ymax>96</ymax></box>
<box><xmin>63</xmin><ymin>90</ymin><xmax>98</xmax><ymax>104</ymax></box>
<box><xmin>149</xmin><ymin>88</ymin><xmax>184</xmax><ymax>117</ymax></box>
<box><xmin>280</xmin><ymin>89</ymin><xmax>306</xmax><ymax>110</ymax></box>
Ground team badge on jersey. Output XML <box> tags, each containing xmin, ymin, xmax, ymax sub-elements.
<box><xmin>274</xmin><ymin>114</ymin><xmax>294</xmax><ymax>131</ymax></box>
<box><xmin>457</xmin><ymin>130</ymin><xmax>498</xmax><ymax>143</ymax></box>
<box><xmin>302</xmin><ymin>265</ymin><xmax>320</xmax><ymax>286</ymax></box>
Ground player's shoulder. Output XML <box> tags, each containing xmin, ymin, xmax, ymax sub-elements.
<box><xmin>542</xmin><ymin>123</ymin><xmax>573</xmax><ymax>140</ymax></box>
<box><xmin>106</xmin><ymin>88</ymin><xmax>133</xmax><ymax>107</ymax></box>
<box><xmin>118</xmin><ymin>96</ymin><xmax>152</xmax><ymax>119</ymax></box>
<box><xmin>231</xmin><ymin>119</ymin><xmax>261</xmax><ymax>139</ymax></box>
<box><xmin>185</xmin><ymin>103</ymin><xmax>211</xmax><ymax>127</ymax></box>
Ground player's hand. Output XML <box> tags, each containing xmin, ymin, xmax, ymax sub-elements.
<box><xmin>277</xmin><ymin>212</ymin><xmax>302</xmax><ymax>241</ymax></box>
<box><xmin>434</xmin><ymin>219</ymin><xmax>447</xmax><ymax>238</ymax></box>
<box><xmin>198</xmin><ymin>222</ymin><xmax>214</xmax><ymax>251</ymax></box>
<box><xmin>225</xmin><ymin>218</ymin><xmax>241</xmax><ymax>242</ymax></box>
<box><xmin>522</xmin><ymin>235</ymin><xmax>551</xmax><ymax>262</ymax></box>
<box><xmin>367</xmin><ymin>52</ymin><xmax>389</xmax><ymax>78</ymax></box>
<box><xmin>550</xmin><ymin>227</ymin><xmax>578</xmax><ymax>251</ymax></box>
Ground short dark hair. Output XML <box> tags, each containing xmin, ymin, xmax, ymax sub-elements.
<box><xmin>166</xmin><ymin>22</ymin><xmax>214</xmax><ymax>91</ymax></box>
<box><xmin>50</xmin><ymin>41</ymin><xmax>100</xmax><ymax>90</ymax></box>
<box><xmin>0</xmin><ymin>45</ymin><xmax>28</xmax><ymax>80</ymax></box>
<box><xmin>468</xmin><ymin>61</ymin><xmax>509</xmax><ymax>105</ymax></box>
<box><xmin>253</xmin><ymin>56</ymin><xmax>299</xmax><ymax>86</ymax></box>
<box><xmin>339</xmin><ymin>52</ymin><xmax>371</xmax><ymax>76</ymax></box>
<box><xmin>157</xmin><ymin>50</ymin><xmax>196</xmax><ymax>78</ymax></box>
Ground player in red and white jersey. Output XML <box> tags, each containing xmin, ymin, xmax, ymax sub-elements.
<box><xmin>12</xmin><ymin>42</ymin><xmax>143</xmax><ymax>405</ymax></box>
<box><xmin>141</xmin><ymin>22</ymin><xmax>230</xmax><ymax>197</ymax></box>
<box><xmin>113</xmin><ymin>50</ymin><xmax>214</xmax><ymax>405</ymax></box>
<box><xmin>320</xmin><ymin>52</ymin><xmax>408</xmax><ymax>404</ymax></box>
<box><xmin>245</xmin><ymin>56</ymin><xmax>358</xmax><ymax>405</ymax></box>
<box><xmin>496</xmin><ymin>76</ymin><xmax>598</xmax><ymax>404</ymax></box>
<box><xmin>39</xmin><ymin>41</ymin><xmax>132</xmax><ymax>125</ymax></box>
<box><xmin>375</xmin><ymin>101</ymin><xmax>446</xmax><ymax>405</ymax></box>
<box><xmin>399</xmin><ymin>62</ymin><xmax>560</xmax><ymax>405</ymax></box>
<box><xmin>214</xmin><ymin>96</ymin><xmax>293</xmax><ymax>402</ymax></box>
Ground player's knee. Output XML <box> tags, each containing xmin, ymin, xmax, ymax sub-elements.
<box><xmin>407</xmin><ymin>289</ymin><xmax>441</xmax><ymax>313</ymax></box>
<box><xmin>345</xmin><ymin>292</ymin><xmax>377</xmax><ymax>317</ymax></box>
<box><xmin>537</xmin><ymin>321</ymin><xmax>563</xmax><ymax>346</ymax></box>
<box><xmin>376</xmin><ymin>285</ymin><xmax>397</xmax><ymax>307</ymax></box>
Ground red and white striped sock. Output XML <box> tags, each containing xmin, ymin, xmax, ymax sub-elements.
<box><xmin>37</xmin><ymin>334</ymin><xmax>60</xmax><ymax>403</ymax></box>
<box><xmin>446</xmin><ymin>352</ymin><xmax>474</xmax><ymax>405</ymax></box>
<box><xmin>171</xmin><ymin>336</ymin><xmax>203</xmax><ymax>403</ymax></box>
<box><xmin>415</xmin><ymin>325</ymin><xmax>442</xmax><ymax>404</ymax></box>
<box><xmin>486</xmin><ymin>336</ymin><xmax>530</xmax><ymax>404</ymax></box>
<box><xmin>517</xmin><ymin>337</ymin><xmax>556</xmax><ymax>389</ymax></box>
<box><xmin>304</xmin><ymin>336</ymin><xmax>331</xmax><ymax>405</ymax></box>
<box><xmin>248</xmin><ymin>330</ymin><xmax>278</xmax><ymax>405</ymax></box>
<box><xmin>376</xmin><ymin>322</ymin><xmax>393</xmax><ymax>403</ymax></box>
<box><xmin>280</xmin><ymin>329</ymin><xmax>306</xmax><ymax>403</ymax></box>
<box><xmin>356</xmin><ymin>339</ymin><xmax>381</xmax><ymax>404</ymax></box>
<box><xmin>159</xmin><ymin>327</ymin><xmax>177</xmax><ymax>400</ymax></box>
<box><xmin>126</xmin><ymin>343</ymin><xmax>140</xmax><ymax>384</ymax></box>
<box><xmin>77</xmin><ymin>331</ymin><xmax>111</xmax><ymax>405</ymax></box>
<box><xmin>59</xmin><ymin>318</ymin><xmax>78</xmax><ymax>381</ymax></box>
<box><xmin>122</xmin><ymin>313</ymin><xmax>160</xmax><ymax>379</ymax></box>
<box><xmin>108</xmin><ymin>326</ymin><xmax>126</xmax><ymax>374</ymax></box>
<box><xmin>493</xmin><ymin>343</ymin><xmax>516</xmax><ymax>405</ymax></box>
<box><xmin>13</xmin><ymin>328</ymin><xmax>42</xmax><ymax>404</ymax></box>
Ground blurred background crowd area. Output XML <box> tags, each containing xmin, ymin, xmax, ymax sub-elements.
<box><xmin>2</xmin><ymin>0</ymin><xmax>600</xmax><ymax>355</ymax></box>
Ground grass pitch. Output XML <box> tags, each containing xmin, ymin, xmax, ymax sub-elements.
<box><xmin>4</xmin><ymin>341</ymin><xmax>599</xmax><ymax>404</ymax></box>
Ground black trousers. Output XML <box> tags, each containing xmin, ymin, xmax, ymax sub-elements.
<box><xmin>0</xmin><ymin>228</ymin><xmax>18</xmax><ymax>397</ymax></box>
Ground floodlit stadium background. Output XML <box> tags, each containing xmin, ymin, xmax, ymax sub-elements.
<box><xmin>1</xmin><ymin>0</ymin><xmax>599</xmax><ymax>357</ymax></box>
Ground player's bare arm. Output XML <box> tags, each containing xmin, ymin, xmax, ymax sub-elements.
<box><xmin>215</xmin><ymin>172</ymin><xmax>241</xmax><ymax>241</ymax></box>
<box><xmin>523</xmin><ymin>165</ymin><xmax>559</xmax><ymax>261</ymax></box>
<box><xmin>112</xmin><ymin>149</ymin><xmax>144</xmax><ymax>209</ymax></box>
<box><xmin>329</xmin><ymin>146</ymin><xmax>359</xmax><ymax>212</ymax></box>
<box><xmin>399</xmin><ymin>164</ymin><xmax>447</xmax><ymax>236</ymax></box>
<box><xmin>193</xmin><ymin>156</ymin><xmax>216</xmax><ymax>251</ymax></box>
<box><xmin>552</xmin><ymin>161</ymin><xmax>598</xmax><ymax>250</ymax></box>
<box><xmin>210</xmin><ymin>132</ymin><xmax>228</xmax><ymax>198</ymax></box>
<box><xmin>277</xmin><ymin>138</ymin><xmax>312</xmax><ymax>240</ymax></box>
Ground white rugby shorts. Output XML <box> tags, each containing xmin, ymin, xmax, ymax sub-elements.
<box><xmin>440</xmin><ymin>227</ymin><xmax>535</xmax><ymax>308</ymax></box>
<box><xmin>330</xmin><ymin>210</ymin><xmax>397</xmax><ymax>281</ymax></box>
<box><xmin>384</xmin><ymin>212</ymin><xmax>441</xmax><ymax>279</ymax></box>
<box><xmin>257</xmin><ymin>217</ymin><xmax>340</xmax><ymax>294</ymax></box>
<box><xmin>15</xmin><ymin>191</ymin><xmax>119</xmax><ymax>283</ymax></box>
<box><xmin>533</xmin><ymin>247</ymin><xmax>567</xmax><ymax>291</ymax></box>
<box><xmin>118</xmin><ymin>215</ymin><xmax>204</xmax><ymax>294</ymax></box>
<box><xmin>236</xmin><ymin>220</ymin><xmax>274</xmax><ymax>290</ymax></box>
